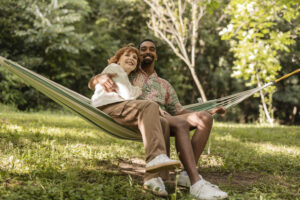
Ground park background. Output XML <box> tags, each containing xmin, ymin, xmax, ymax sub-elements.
<box><xmin>0</xmin><ymin>0</ymin><xmax>299</xmax><ymax>124</ymax></box>
<box><xmin>0</xmin><ymin>0</ymin><xmax>299</xmax><ymax>199</ymax></box>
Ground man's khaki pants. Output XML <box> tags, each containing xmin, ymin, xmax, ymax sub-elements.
<box><xmin>98</xmin><ymin>100</ymin><xmax>170</xmax><ymax>181</ymax></box>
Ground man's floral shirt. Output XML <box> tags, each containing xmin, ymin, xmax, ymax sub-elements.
<box><xmin>129</xmin><ymin>69</ymin><xmax>183</xmax><ymax>115</ymax></box>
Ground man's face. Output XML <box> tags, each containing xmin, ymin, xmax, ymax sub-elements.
<box><xmin>139</xmin><ymin>41</ymin><xmax>157</xmax><ymax>65</ymax></box>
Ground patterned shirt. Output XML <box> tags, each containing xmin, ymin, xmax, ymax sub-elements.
<box><xmin>129</xmin><ymin>69</ymin><xmax>184</xmax><ymax>115</ymax></box>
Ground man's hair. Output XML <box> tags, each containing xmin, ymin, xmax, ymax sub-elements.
<box><xmin>138</xmin><ymin>39</ymin><xmax>156</xmax><ymax>50</ymax></box>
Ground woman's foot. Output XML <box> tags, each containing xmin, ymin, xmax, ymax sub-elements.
<box><xmin>143</xmin><ymin>177</ymin><xmax>168</xmax><ymax>197</ymax></box>
<box><xmin>146</xmin><ymin>154</ymin><xmax>181</xmax><ymax>172</ymax></box>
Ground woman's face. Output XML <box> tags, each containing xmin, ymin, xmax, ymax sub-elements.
<box><xmin>117</xmin><ymin>51</ymin><xmax>138</xmax><ymax>75</ymax></box>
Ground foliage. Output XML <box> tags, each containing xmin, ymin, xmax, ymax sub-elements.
<box><xmin>0</xmin><ymin>0</ymin><xmax>93</xmax><ymax>110</ymax></box>
<box><xmin>271</xmin><ymin>14</ymin><xmax>300</xmax><ymax>124</ymax></box>
<box><xmin>220</xmin><ymin>0</ymin><xmax>300</xmax><ymax>123</ymax></box>
<box><xmin>0</xmin><ymin>108</ymin><xmax>299</xmax><ymax>199</ymax></box>
<box><xmin>0</xmin><ymin>0</ymin><xmax>299</xmax><ymax>124</ymax></box>
<box><xmin>144</xmin><ymin>0</ymin><xmax>227</xmax><ymax>102</ymax></box>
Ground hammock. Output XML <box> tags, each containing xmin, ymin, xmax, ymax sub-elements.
<box><xmin>0</xmin><ymin>56</ymin><xmax>299</xmax><ymax>140</ymax></box>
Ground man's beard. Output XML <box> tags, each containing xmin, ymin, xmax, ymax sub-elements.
<box><xmin>141</xmin><ymin>59</ymin><xmax>153</xmax><ymax>66</ymax></box>
<box><xmin>141</xmin><ymin>54</ymin><xmax>154</xmax><ymax>67</ymax></box>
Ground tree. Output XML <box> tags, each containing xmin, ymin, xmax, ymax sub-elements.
<box><xmin>220</xmin><ymin>0</ymin><xmax>300</xmax><ymax>125</ymax></box>
<box><xmin>143</xmin><ymin>0</ymin><xmax>224</xmax><ymax>102</ymax></box>
<box><xmin>273</xmin><ymin>15</ymin><xmax>300</xmax><ymax>124</ymax></box>
<box><xmin>0</xmin><ymin>0</ymin><xmax>93</xmax><ymax>109</ymax></box>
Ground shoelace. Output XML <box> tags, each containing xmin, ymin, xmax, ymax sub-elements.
<box><xmin>203</xmin><ymin>180</ymin><xmax>219</xmax><ymax>189</ymax></box>
<box><xmin>199</xmin><ymin>175</ymin><xmax>219</xmax><ymax>189</ymax></box>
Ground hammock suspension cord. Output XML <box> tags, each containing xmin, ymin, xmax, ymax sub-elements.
<box><xmin>0</xmin><ymin>56</ymin><xmax>299</xmax><ymax>140</ymax></box>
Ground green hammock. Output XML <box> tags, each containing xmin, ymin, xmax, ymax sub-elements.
<box><xmin>0</xmin><ymin>56</ymin><xmax>299</xmax><ymax>140</ymax></box>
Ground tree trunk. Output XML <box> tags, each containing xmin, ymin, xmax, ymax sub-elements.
<box><xmin>189</xmin><ymin>66</ymin><xmax>207</xmax><ymax>102</ymax></box>
<box><xmin>256</xmin><ymin>74</ymin><xmax>273</xmax><ymax>126</ymax></box>
<box><xmin>291</xmin><ymin>106</ymin><xmax>297</xmax><ymax>124</ymax></box>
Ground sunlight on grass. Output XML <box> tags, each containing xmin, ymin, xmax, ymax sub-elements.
<box><xmin>1</xmin><ymin>155</ymin><xmax>30</xmax><ymax>173</ymax></box>
<box><xmin>2</xmin><ymin>124</ymin><xmax>24</xmax><ymax>132</ymax></box>
<box><xmin>215</xmin><ymin>122</ymin><xmax>293</xmax><ymax>128</ymax></box>
<box><xmin>199</xmin><ymin>155</ymin><xmax>225</xmax><ymax>168</ymax></box>
<box><xmin>1</xmin><ymin>110</ymin><xmax>299</xmax><ymax>199</ymax></box>
<box><xmin>215</xmin><ymin>134</ymin><xmax>300</xmax><ymax>157</ymax></box>
<box><xmin>257</xmin><ymin>143</ymin><xmax>299</xmax><ymax>156</ymax></box>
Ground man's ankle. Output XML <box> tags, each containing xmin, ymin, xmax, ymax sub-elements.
<box><xmin>189</xmin><ymin>173</ymin><xmax>201</xmax><ymax>185</ymax></box>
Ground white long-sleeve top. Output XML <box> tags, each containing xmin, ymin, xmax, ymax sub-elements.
<box><xmin>91</xmin><ymin>63</ymin><xmax>142</xmax><ymax>108</ymax></box>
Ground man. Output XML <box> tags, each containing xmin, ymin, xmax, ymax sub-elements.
<box><xmin>89</xmin><ymin>39</ymin><xmax>228</xmax><ymax>200</ymax></box>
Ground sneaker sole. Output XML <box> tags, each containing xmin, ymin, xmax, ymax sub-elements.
<box><xmin>143</xmin><ymin>185</ymin><xmax>168</xmax><ymax>197</ymax></box>
<box><xmin>177</xmin><ymin>180</ymin><xmax>190</xmax><ymax>187</ymax></box>
<box><xmin>146</xmin><ymin>161</ymin><xmax>181</xmax><ymax>173</ymax></box>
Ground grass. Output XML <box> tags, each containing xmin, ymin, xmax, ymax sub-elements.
<box><xmin>0</xmin><ymin>104</ymin><xmax>299</xmax><ymax>200</ymax></box>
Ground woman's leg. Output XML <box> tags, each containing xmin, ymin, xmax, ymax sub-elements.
<box><xmin>144</xmin><ymin>116</ymin><xmax>170</xmax><ymax>182</ymax></box>
<box><xmin>100</xmin><ymin>100</ymin><xmax>167</xmax><ymax>162</ymax></box>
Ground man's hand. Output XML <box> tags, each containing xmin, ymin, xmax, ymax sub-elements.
<box><xmin>208</xmin><ymin>107</ymin><xmax>226</xmax><ymax>115</ymax></box>
<box><xmin>88</xmin><ymin>73</ymin><xmax>118</xmax><ymax>92</ymax></box>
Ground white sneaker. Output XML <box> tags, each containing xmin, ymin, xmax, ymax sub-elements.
<box><xmin>146</xmin><ymin>154</ymin><xmax>181</xmax><ymax>172</ymax></box>
<box><xmin>178</xmin><ymin>171</ymin><xmax>219</xmax><ymax>189</ymax></box>
<box><xmin>190</xmin><ymin>179</ymin><xmax>228</xmax><ymax>200</ymax></box>
<box><xmin>143</xmin><ymin>177</ymin><xmax>168</xmax><ymax>197</ymax></box>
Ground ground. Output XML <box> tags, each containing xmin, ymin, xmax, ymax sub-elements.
<box><xmin>0</xmin><ymin>104</ymin><xmax>299</xmax><ymax>200</ymax></box>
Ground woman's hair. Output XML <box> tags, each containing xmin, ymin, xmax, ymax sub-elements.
<box><xmin>108</xmin><ymin>44</ymin><xmax>140</xmax><ymax>73</ymax></box>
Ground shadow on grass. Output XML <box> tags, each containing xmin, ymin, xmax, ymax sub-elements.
<box><xmin>1</xmin><ymin>112</ymin><xmax>299</xmax><ymax>199</ymax></box>
<box><xmin>0</xmin><ymin>167</ymin><xmax>158</xmax><ymax>200</ymax></box>
<box><xmin>0</xmin><ymin>121</ymin><xmax>143</xmax><ymax>152</ymax></box>
<box><xmin>1</xmin><ymin>135</ymin><xmax>299</xmax><ymax>199</ymax></box>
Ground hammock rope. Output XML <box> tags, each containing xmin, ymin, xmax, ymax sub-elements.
<box><xmin>183</xmin><ymin>82</ymin><xmax>274</xmax><ymax>112</ymax></box>
<box><xmin>0</xmin><ymin>56</ymin><xmax>299</xmax><ymax>140</ymax></box>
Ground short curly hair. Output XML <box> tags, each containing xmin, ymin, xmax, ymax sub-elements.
<box><xmin>108</xmin><ymin>44</ymin><xmax>140</xmax><ymax>73</ymax></box>
<box><xmin>138</xmin><ymin>39</ymin><xmax>156</xmax><ymax>50</ymax></box>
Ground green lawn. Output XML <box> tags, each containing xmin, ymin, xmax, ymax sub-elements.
<box><xmin>0</xmin><ymin>105</ymin><xmax>299</xmax><ymax>200</ymax></box>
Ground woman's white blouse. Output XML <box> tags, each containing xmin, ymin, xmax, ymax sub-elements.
<box><xmin>91</xmin><ymin>63</ymin><xmax>142</xmax><ymax>107</ymax></box>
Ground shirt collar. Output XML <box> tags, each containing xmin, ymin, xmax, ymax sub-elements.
<box><xmin>138</xmin><ymin>66</ymin><xmax>158</xmax><ymax>79</ymax></box>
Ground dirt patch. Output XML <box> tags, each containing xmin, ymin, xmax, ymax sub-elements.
<box><xmin>99</xmin><ymin>157</ymin><xmax>267</xmax><ymax>189</ymax></box>
<box><xmin>117</xmin><ymin>158</ymin><xmax>145</xmax><ymax>179</ymax></box>
<box><xmin>202</xmin><ymin>171</ymin><xmax>263</xmax><ymax>186</ymax></box>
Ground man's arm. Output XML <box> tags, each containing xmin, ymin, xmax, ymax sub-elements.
<box><xmin>175</xmin><ymin>107</ymin><xmax>226</xmax><ymax>116</ymax></box>
<box><xmin>88</xmin><ymin>73</ymin><xmax>118</xmax><ymax>92</ymax></box>
<box><xmin>207</xmin><ymin>107</ymin><xmax>226</xmax><ymax>115</ymax></box>
<box><xmin>88</xmin><ymin>75</ymin><xmax>98</xmax><ymax>90</ymax></box>
<box><xmin>164</xmin><ymin>81</ymin><xmax>226</xmax><ymax>116</ymax></box>
<box><xmin>174</xmin><ymin>109</ymin><xmax>193</xmax><ymax>115</ymax></box>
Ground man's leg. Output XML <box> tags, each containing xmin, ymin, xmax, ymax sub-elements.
<box><xmin>176</xmin><ymin>111</ymin><xmax>213</xmax><ymax>164</ymax></box>
<box><xmin>167</xmin><ymin>115</ymin><xmax>228</xmax><ymax>199</ymax></box>
<box><xmin>166</xmin><ymin>116</ymin><xmax>201</xmax><ymax>185</ymax></box>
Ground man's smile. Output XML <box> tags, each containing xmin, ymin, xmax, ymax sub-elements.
<box><xmin>142</xmin><ymin>54</ymin><xmax>154</xmax><ymax>61</ymax></box>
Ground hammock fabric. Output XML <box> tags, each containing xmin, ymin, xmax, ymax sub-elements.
<box><xmin>0</xmin><ymin>56</ymin><xmax>299</xmax><ymax>140</ymax></box>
